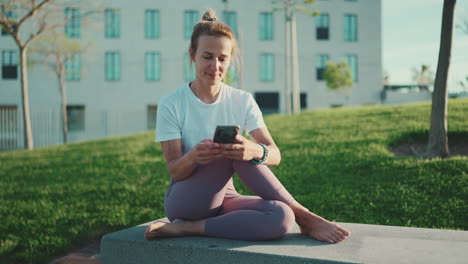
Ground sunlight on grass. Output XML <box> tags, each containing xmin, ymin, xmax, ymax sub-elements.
<box><xmin>0</xmin><ymin>99</ymin><xmax>467</xmax><ymax>263</ymax></box>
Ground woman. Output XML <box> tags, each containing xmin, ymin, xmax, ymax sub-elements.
<box><xmin>145</xmin><ymin>9</ymin><xmax>350</xmax><ymax>243</ymax></box>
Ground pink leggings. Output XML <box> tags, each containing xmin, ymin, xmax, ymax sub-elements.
<box><xmin>164</xmin><ymin>158</ymin><xmax>296</xmax><ymax>241</ymax></box>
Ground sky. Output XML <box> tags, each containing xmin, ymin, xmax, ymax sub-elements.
<box><xmin>382</xmin><ymin>0</ymin><xmax>468</xmax><ymax>92</ymax></box>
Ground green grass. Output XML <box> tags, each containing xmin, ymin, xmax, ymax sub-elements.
<box><xmin>1</xmin><ymin>99</ymin><xmax>467</xmax><ymax>264</ymax></box>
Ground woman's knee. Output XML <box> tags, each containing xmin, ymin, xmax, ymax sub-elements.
<box><xmin>265</xmin><ymin>200</ymin><xmax>295</xmax><ymax>240</ymax></box>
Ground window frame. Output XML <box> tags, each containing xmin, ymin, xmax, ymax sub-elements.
<box><xmin>145</xmin><ymin>9</ymin><xmax>160</xmax><ymax>39</ymax></box>
<box><xmin>2</xmin><ymin>50</ymin><xmax>18</xmax><ymax>80</ymax></box>
<box><xmin>67</xmin><ymin>105</ymin><xmax>85</xmax><ymax>132</ymax></box>
<box><xmin>315</xmin><ymin>54</ymin><xmax>329</xmax><ymax>81</ymax></box>
<box><xmin>145</xmin><ymin>51</ymin><xmax>161</xmax><ymax>82</ymax></box>
<box><xmin>184</xmin><ymin>10</ymin><xmax>199</xmax><ymax>40</ymax></box>
<box><xmin>105</xmin><ymin>8</ymin><xmax>121</xmax><ymax>39</ymax></box>
<box><xmin>259</xmin><ymin>12</ymin><xmax>274</xmax><ymax>41</ymax></box>
<box><xmin>315</xmin><ymin>13</ymin><xmax>329</xmax><ymax>40</ymax></box>
<box><xmin>259</xmin><ymin>53</ymin><xmax>275</xmax><ymax>82</ymax></box>
<box><xmin>105</xmin><ymin>51</ymin><xmax>121</xmax><ymax>81</ymax></box>
<box><xmin>343</xmin><ymin>14</ymin><xmax>358</xmax><ymax>42</ymax></box>
<box><xmin>65</xmin><ymin>7</ymin><xmax>80</xmax><ymax>38</ymax></box>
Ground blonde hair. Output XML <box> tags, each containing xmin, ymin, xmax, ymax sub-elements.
<box><xmin>189</xmin><ymin>9</ymin><xmax>240</xmax><ymax>82</ymax></box>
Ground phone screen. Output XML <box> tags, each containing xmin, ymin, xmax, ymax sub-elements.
<box><xmin>213</xmin><ymin>125</ymin><xmax>240</xmax><ymax>143</ymax></box>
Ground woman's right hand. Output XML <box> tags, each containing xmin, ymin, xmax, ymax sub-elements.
<box><xmin>187</xmin><ymin>139</ymin><xmax>224</xmax><ymax>164</ymax></box>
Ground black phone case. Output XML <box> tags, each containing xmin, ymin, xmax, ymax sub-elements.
<box><xmin>213</xmin><ymin>126</ymin><xmax>239</xmax><ymax>143</ymax></box>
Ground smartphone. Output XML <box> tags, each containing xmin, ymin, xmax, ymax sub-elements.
<box><xmin>213</xmin><ymin>125</ymin><xmax>240</xmax><ymax>143</ymax></box>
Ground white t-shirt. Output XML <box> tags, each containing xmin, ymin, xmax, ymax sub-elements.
<box><xmin>155</xmin><ymin>82</ymin><xmax>266</xmax><ymax>154</ymax></box>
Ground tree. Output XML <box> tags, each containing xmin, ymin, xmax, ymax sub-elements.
<box><xmin>456</xmin><ymin>10</ymin><xmax>468</xmax><ymax>34</ymax></box>
<box><xmin>323</xmin><ymin>61</ymin><xmax>353</xmax><ymax>104</ymax></box>
<box><xmin>29</xmin><ymin>31</ymin><xmax>87</xmax><ymax>143</ymax></box>
<box><xmin>0</xmin><ymin>0</ymin><xmax>98</xmax><ymax>150</ymax></box>
<box><xmin>272</xmin><ymin>0</ymin><xmax>318</xmax><ymax>115</ymax></box>
<box><xmin>425</xmin><ymin>0</ymin><xmax>456</xmax><ymax>159</ymax></box>
<box><xmin>412</xmin><ymin>64</ymin><xmax>435</xmax><ymax>90</ymax></box>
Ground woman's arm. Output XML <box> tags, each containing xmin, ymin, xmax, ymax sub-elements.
<box><xmin>249</xmin><ymin>127</ymin><xmax>281</xmax><ymax>166</ymax></box>
<box><xmin>221</xmin><ymin>127</ymin><xmax>281</xmax><ymax>166</ymax></box>
<box><xmin>160</xmin><ymin>139</ymin><xmax>224</xmax><ymax>181</ymax></box>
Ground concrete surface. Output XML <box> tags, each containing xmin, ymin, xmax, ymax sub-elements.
<box><xmin>101</xmin><ymin>217</ymin><xmax>468</xmax><ymax>264</ymax></box>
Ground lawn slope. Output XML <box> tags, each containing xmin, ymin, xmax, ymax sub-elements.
<box><xmin>0</xmin><ymin>98</ymin><xmax>467</xmax><ymax>263</ymax></box>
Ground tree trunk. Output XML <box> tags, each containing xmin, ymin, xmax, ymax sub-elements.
<box><xmin>58</xmin><ymin>64</ymin><xmax>68</xmax><ymax>144</ymax></box>
<box><xmin>291</xmin><ymin>14</ymin><xmax>301</xmax><ymax>114</ymax></box>
<box><xmin>426</xmin><ymin>0</ymin><xmax>456</xmax><ymax>158</ymax></box>
<box><xmin>19</xmin><ymin>47</ymin><xmax>34</xmax><ymax>150</ymax></box>
<box><xmin>284</xmin><ymin>3</ymin><xmax>292</xmax><ymax>115</ymax></box>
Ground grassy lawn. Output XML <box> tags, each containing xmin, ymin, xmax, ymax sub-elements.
<box><xmin>1</xmin><ymin>98</ymin><xmax>467</xmax><ymax>263</ymax></box>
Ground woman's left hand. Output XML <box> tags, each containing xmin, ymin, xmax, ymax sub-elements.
<box><xmin>220</xmin><ymin>135</ymin><xmax>264</xmax><ymax>161</ymax></box>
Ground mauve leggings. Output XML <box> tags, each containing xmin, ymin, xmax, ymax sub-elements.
<box><xmin>164</xmin><ymin>158</ymin><xmax>296</xmax><ymax>241</ymax></box>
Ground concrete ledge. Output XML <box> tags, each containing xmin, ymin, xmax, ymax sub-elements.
<box><xmin>101</xmin><ymin>217</ymin><xmax>468</xmax><ymax>264</ymax></box>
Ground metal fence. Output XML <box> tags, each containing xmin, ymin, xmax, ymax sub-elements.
<box><xmin>0</xmin><ymin>107</ymin><xmax>153</xmax><ymax>151</ymax></box>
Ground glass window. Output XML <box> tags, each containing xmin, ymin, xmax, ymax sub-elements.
<box><xmin>145</xmin><ymin>52</ymin><xmax>161</xmax><ymax>81</ymax></box>
<box><xmin>65</xmin><ymin>7</ymin><xmax>80</xmax><ymax>38</ymax></box>
<box><xmin>66</xmin><ymin>53</ymin><xmax>81</xmax><ymax>81</ymax></box>
<box><xmin>259</xmin><ymin>53</ymin><xmax>274</xmax><ymax>82</ymax></box>
<box><xmin>67</xmin><ymin>105</ymin><xmax>85</xmax><ymax>132</ymax></box>
<box><xmin>105</xmin><ymin>8</ymin><xmax>121</xmax><ymax>38</ymax></box>
<box><xmin>184</xmin><ymin>10</ymin><xmax>199</xmax><ymax>39</ymax></box>
<box><xmin>0</xmin><ymin>105</ymin><xmax>18</xmax><ymax>150</ymax></box>
<box><xmin>344</xmin><ymin>14</ymin><xmax>357</xmax><ymax>42</ymax></box>
<box><xmin>105</xmin><ymin>51</ymin><xmax>121</xmax><ymax>81</ymax></box>
<box><xmin>345</xmin><ymin>54</ymin><xmax>358</xmax><ymax>82</ymax></box>
<box><xmin>184</xmin><ymin>52</ymin><xmax>196</xmax><ymax>81</ymax></box>
<box><xmin>223</xmin><ymin>11</ymin><xmax>237</xmax><ymax>37</ymax></box>
<box><xmin>259</xmin><ymin>12</ymin><xmax>273</xmax><ymax>40</ymax></box>
<box><xmin>315</xmin><ymin>54</ymin><xmax>329</xmax><ymax>81</ymax></box>
<box><xmin>145</xmin><ymin>9</ymin><xmax>160</xmax><ymax>39</ymax></box>
<box><xmin>147</xmin><ymin>105</ymin><xmax>157</xmax><ymax>130</ymax></box>
<box><xmin>315</xmin><ymin>13</ymin><xmax>329</xmax><ymax>40</ymax></box>
<box><xmin>2</xmin><ymin>50</ymin><xmax>18</xmax><ymax>80</ymax></box>
<box><xmin>254</xmin><ymin>92</ymin><xmax>279</xmax><ymax>114</ymax></box>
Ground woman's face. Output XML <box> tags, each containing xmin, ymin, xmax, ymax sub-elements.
<box><xmin>191</xmin><ymin>35</ymin><xmax>233</xmax><ymax>87</ymax></box>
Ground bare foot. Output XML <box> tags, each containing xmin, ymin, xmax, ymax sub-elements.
<box><xmin>296</xmin><ymin>211</ymin><xmax>351</xmax><ymax>243</ymax></box>
<box><xmin>144</xmin><ymin>219</ymin><xmax>205</xmax><ymax>240</ymax></box>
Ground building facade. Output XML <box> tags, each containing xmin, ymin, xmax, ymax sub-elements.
<box><xmin>0</xmin><ymin>0</ymin><xmax>382</xmax><ymax>150</ymax></box>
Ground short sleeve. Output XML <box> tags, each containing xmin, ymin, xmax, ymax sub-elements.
<box><xmin>244</xmin><ymin>94</ymin><xmax>266</xmax><ymax>133</ymax></box>
<box><xmin>155</xmin><ymin>98</ymin><xmax>182</xmax><ymax>142</ymax></box>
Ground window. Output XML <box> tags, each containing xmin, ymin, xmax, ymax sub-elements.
<box><xmin>259</xmin><ymin>53</ymin><xmax>274</xmax><ymax>82</ymax></box>
<box><xmin>66</xmin><ymin>54</ymin><xmax>81</xmax><ymax>81</ymax></box>
<box><xmin>344</xmin><ymin>14</ymin><xmax>357</xmax><ymax>42</ymax></box>
<box><xmin>184</xmin><ymin>52</ymin><xmax>196</xmax><ymax>81</ymax></box>
<box><xmin>145</xmin><ymin>9</ymin><xmax>160</xmax><ymax>39</ymax></box>
<box><xmin>145</xmin><ymin>52</ymin><xmax>161</xmax><ymax>81</ymax></box>
<box><xmin>184</xmin><ymin>10</ymin><xmax>199</xmax><ymax>39</ymax></box>
<box><xmin>67</xmin><ymin>105</ymin><xmax>85</xmax><ymax>132</ymax></box>
<box><xmin>315</xmin><ymin>54</ymin><xmax>329</xmax><ymax>81</ymax></box>
<box><xmin>223</xmin><ymin>11</ymin><xmax>237</xmax><ymax>37</ymax></box>
<box><xmin>105</xmin><ymin>51</ymin><xmax>121</xmax><ymax>81</ymax></box>
<box><xmin>65</xmin><ymin>7</ymin><xmax>80</xmax><ymax>38</ymax></box>
<box><xmin>300</xmin><ymin>93</ymin><xmax>307</xmax><ymax>109</ymax></box>
<box><xmin>259</xmin><ymin>12</ymin><xmax>273</xmax><ymax>40</ymax></box>
<box><xmin>2</xmin><ymin>50</ymin><xmax>18</xmax><ymax>80</ymax></box>
<box><xmin>105</xmin><ymin>8</ymin><xmax>120</xmax><ymax>38</ymax></box>
<box><xmin>315</xmin><ymin>13</ymin><xmax>329</xmax><ymax>40</ymax></box>
<box><xmin>1</xmin><ymin>8</ymin><xmax>18</xmax><ymax>36</ymax></box>
<box><xmin>0</xmin><ymin>105</ymin><xmax>18</xmax><ymax>150</ymax></box>
<box><xmin>254</xmin><ymin>92</ymin><xmax>279</xmax><ymax>114</ymax></box>
<box><xmin>147</xmin><ymin>105</ymin><xmax>157</xmax><ymax>130</ymax></box>
<box><xmin>345</xmin><ymin>54</ymin><xmax>358</xmax><ymax>82</ymax></box>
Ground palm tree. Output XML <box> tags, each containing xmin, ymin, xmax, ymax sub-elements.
<box><xmin>425</xmin><ymin>0</ymin><xmax>456</xmax><ymax>158</ymax></box>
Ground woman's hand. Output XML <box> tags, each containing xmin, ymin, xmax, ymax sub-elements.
<box><xmin>220</xmin><ymin>135</ymin><xmax>264</xmax><ymax>161</ymax></box>
<box><xmin>187</xmin><ymin>139</ymin><xmax>224</xmax><ymax>165</ymax></box>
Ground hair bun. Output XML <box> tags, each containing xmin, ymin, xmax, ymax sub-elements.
<box><xmin>202</xmin><ymin>8</ymin><xmax>217</xmax><ymax>21</ymax></box>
